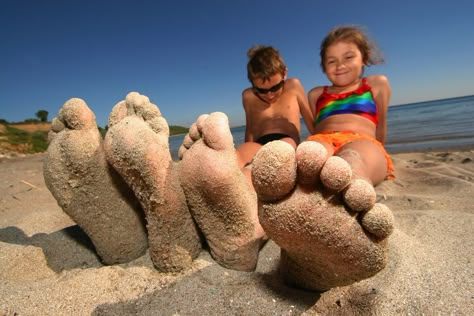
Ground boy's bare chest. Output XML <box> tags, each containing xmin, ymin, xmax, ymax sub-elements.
<box><xmin>249</xmin><ymin>103</ymin><xmax>299</xmax><ymax>128</ymax></box>
<box><xmin>253</xmin><ymin>95</ymin><xmax>297</xmax><ymax>116</ymax></box>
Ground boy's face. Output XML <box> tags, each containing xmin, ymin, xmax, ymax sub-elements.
<box><xmin>252</xmin><ymin>73</ymin><xmax>286</xmax><ymax>104</ymax></box>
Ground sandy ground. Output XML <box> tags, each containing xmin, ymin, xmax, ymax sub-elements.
<box><xmin>1</xmin><ymin>148</ymin><xmax>473</xmax><ymax>315</ymax></box>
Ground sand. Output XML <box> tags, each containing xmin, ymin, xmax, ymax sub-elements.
<box><xmin>0</xmin><ymin>148</ymin><xmax>473</xmax><ymax>315</ymax></box>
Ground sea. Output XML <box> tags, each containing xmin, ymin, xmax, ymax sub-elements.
<box><xmin>169</xmin><ymin>95</ymin><xmax>474</xmax><ymax>160</ymax></box>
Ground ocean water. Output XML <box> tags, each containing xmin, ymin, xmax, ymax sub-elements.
<box><xmin>169</xmin><ymin>95</ymin><xmax>474</xmax><ymax>159</ymax></box>
<box><xmin>384</xmin><ymin>95</ymin><xmax>474</xmax><ymax>153</ymax></box>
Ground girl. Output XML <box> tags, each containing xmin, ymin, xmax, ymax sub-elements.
<box><xmin>307</xmin><ymin>25</ymin><xmax>395</xmax><ymax>211</ymax></box>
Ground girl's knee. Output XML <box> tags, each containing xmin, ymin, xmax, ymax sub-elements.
<box><xmin>236</xmin><ymin>142</ymin><xmax>262</xmax><ymax>168</ymax></box>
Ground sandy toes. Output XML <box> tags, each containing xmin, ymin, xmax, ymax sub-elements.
<box><xmin>104</xmin><ymin>92</ymin><xmax>201</xmax><ymax>272</ymax></box>
<box><xmin>252</xmin><ymin>140</ymin><xmax>394</xmax><ymax>291</ymax></box>
<box><xmin>43</xmin><ymin>98</ymin><xmax>148</xmax><ymax>264</ymax></box>
<box><xmin>179</xmin><ymin>112</ymin><xmax>265</xmax><ymax>272</ymax></box>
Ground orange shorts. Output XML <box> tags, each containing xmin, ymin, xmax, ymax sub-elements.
<box><xmin>306</xmin><ymin>131</ymin><xmax>395</xmax><ymax>179</ymax></box>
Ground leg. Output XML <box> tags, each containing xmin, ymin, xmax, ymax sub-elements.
<box><xmin>337</xmin><ymin>140</ymin><xmax>388</xmax><ymax>185</ymax></box>
<box><xmin>43</xmin><ymin>98</ymin><xmax>148</xmax><ymax>264</ymax></box>
<box><xmin>235</xmin><ymin>142</ymin><xmax>263</xmax><ymax>186</ymax></box>
<box><xmin>304</xmin><ymin>137</ymin><xmax>387</xmax><ymax>212</ymax></box>
<box><xmin>104</xmin><ymin>92</ymin><xmax>201</xmax><ymax>272</ymax></box>
<box><xmin>236</xmin><ymin>136</ymin><xmax>297</xmax><ymax>186</ymax></box>
<box><xmin>179</xmin><ymin>112</ymin><xmax>266</xmax><ymax>271</ymax></box>
<box><xmin>337</xmin><ymin>140</ymin><xmax>388</xmax><ymax>212</ymax></box>
<box><xmin>252</xmin><ymin>140</ymin><xmax>394</xmax><ymax>291</ymax></box>
<box><xmin>236</xmin><ymin>142</ymin><xmax>262</xmax><ymax>170</ymax></box>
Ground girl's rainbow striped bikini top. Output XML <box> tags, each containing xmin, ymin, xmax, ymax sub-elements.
<box><xmin>314</xmin><ymin>77</ymin><xmax>378</xmax><ymax>126</ymax></box>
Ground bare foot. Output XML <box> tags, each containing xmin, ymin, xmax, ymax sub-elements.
<box><xmin>43</xmin><ymin>98</ymin><xmax>148</xmax><ymax>264</ymax></box>
<box><xmin>179</xmin><ymin>112</ymin><xmax>265</xmax><ymax>271</ymax></box>
<box><xmin>252</xmin><ymin>140</ymin><xmax>394</xmax><ymax>291</ymax></box>
<box><xmin>104</xmin><ymin>92</ymin><xmax>202</xmax><ymax>272</ymax></box>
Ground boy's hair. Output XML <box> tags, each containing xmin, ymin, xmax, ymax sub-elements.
<box><xmin>247</xmin><ymin>45</ymin><xmax>286</xmax><ymax>83</ymax></box>
<box><xmin>320</xmin><ymin>25</ymin><xmax>384</xmax><ymax>73</ymax></box>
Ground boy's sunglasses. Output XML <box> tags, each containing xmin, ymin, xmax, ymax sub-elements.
<box><xmin>253</xmin><ymin>79</ymin><xmax>285</xmax><ymax>94</ymax></box>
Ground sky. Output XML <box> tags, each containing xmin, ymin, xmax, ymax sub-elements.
<box><xmin>1</xmin><ymin>0</ymin><xmax>473</xmax><ymax>128</ymax></box>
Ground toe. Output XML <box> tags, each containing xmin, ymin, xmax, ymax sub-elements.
<box><xmin>200</xmin><ymin>112</ymin><xmax>234</xmax><ymax>151</ymax></box>
<box><xmin>50</xmin><ymin>117</ymin><xmax>65</xmax><ymax>133</ymax></box>
<box><xmin>360</xmin><ymin>203</ymin><xmax>395</xmax><ymax>239</ymax></box>
<box><xmin>343</xmin><ymin>179</ymin><xmax>376</xmax><ymax>212</ymax></box>
<box><xmin>252</xmin><ymin>140</ymin><xmax>297</xmax><ymax>201</ymax></box>
<box><xmin>188</xmin><ymin>123</ymin><xmax>201</xmax><ymax>141</ymax></box>
<box><xmin>125</xmin><ymin>92</ymin><xmax>162</xmax><ymax>121</ymax></box>
<box><xmin>148</xmin><ymin>116</ymin><xmax>169</xmax><ymax>136</ymax></box>
<box><xmin>58</xmin><ymin>98</ymin><xmax>96</xmax><ymax>130</ymax></box>
<box><xmin>296</xmin><ymin>141</ymin><xmax>327</xmax><ymax>186</ymax></box>
<box><xmin>320</xmin><ymin>156</ymin><xmax>352</xmax><ymax>191</ymax></box>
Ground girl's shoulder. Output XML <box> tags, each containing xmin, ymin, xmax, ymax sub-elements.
<box><xmin>308</xmin><ymin>85</ymin><xmax>326</xmax><ymax>105</ymax></box>
<box><xmin>308</xmin><ymin>85</ymin><xmax>325</xmax><ymax>97</ymax></box>
<box><xmin>366</xmin><ymin>74</ymin><xmax>390</xmax><ymax>89</ymax></box>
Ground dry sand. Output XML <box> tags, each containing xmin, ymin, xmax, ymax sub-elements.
<box><xmin>1</xmin><ymin>148</ymin><xmax>473</xmax><ymax>315</ymax></box>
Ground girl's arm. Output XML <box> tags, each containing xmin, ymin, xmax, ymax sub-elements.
<box><xmin>307</xmin><ymin>86</ymin><xmax>324</xmax><ymax>129</ymax></box>
<box><xmin>368</xmin><ymin>75</ymin><xmax>391</xmax><ymax>144</ymax></box>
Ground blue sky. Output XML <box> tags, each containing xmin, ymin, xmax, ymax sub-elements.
<box><xmin>1</xmin><ymin>0</ymin><xmax>473</xmax><ymax>128</ymax></box>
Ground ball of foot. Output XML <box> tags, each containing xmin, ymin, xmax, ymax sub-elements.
<box><xmin>361</xmin><ymin>203</ymin><xmax>395</xmax><ymax>239</ymax></box>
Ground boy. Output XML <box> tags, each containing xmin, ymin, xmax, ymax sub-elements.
<box><xmin>236</xmin><ymin>45</ymin><xmax>314</xmax><ymax>174</ymax></box>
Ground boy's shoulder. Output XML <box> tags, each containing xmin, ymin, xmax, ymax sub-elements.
<box><xmin>242</xmin><ymin>87</ymin><xmax>255</xmax><ymax>99</ymax></box>
<box><xmin>285</xmin><ymin>77</ymin><xmax>303</xmax><ymax>87</ymax></box>
<box><xmin>242</xmin><ymin>87</ymin><xmax>259</xmax><ymax>109</ymax></box>
<box><xmin>283</xmin><ymin>78</ymin><xmax>305</xmax><ymax>96</ymax></box>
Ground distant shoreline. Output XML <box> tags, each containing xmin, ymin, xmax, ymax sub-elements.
<box><xmin>389</xmin><ymin>94</ymin><xmax>474</xmax><ymax>107</ymax></box>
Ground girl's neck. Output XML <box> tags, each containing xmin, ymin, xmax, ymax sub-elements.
<box><xmin>329</xmin><ymin>77</ymin><xmax>363</xmax><ymax>94</ymax></box>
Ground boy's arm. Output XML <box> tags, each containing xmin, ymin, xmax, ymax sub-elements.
<box><xmin>368</xmin><ymin>75</ymin><xmax>391</xmax><ymax>144</ymax></box>
<box><xmin>292</xmin><ymin>79</ymin><xmax>315</xmax><ymax>135</ymax></box>
<box><xmin>242</xmin><ymin>89</ymin><xmax>255</xmax><ymax>142</ymax></box>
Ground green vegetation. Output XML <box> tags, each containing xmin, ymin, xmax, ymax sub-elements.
<box><xmin>0</xmin><ymin>112</ymin><xmax>189</xmax><ymax>154</ymax></box>
<box><xmin>1</xmin><ymin>125</ymin><xmax>49</xmax><ymax>153</ymax></box>
<box><xmin>23</xmin><ymin>118</ymin><xmax>41</xmax><ymax>123</ymax></box>
<box><xmin>99</xmin><ymin>126</ymin><xmax>107</xmax><ymax>138</ymax></box>
<box><xmin>169</xmin><ymin>125</ymin><xmax>189</xmax><ymax>135</ymax></box>
<box><xmin>35</xmin><ymin>110</ymin><xmax>49</xmax><ymax>122</ymax></box>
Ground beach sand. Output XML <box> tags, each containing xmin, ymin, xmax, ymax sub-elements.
<box><xmin>1</xmin><ymin>148</ymin><xmax>473</xmax><ymax>315</ymax></box>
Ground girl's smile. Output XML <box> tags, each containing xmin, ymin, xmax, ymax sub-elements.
<box><xmin>324</xmin><ymin>41</ymin><xmax>365</xmax><ymax>89</ymax></box>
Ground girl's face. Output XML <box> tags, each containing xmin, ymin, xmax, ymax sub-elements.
<box><xmin>323</xmin><ymin>41</ymin><xmax>365</xmax><ymax>87</ymax></box>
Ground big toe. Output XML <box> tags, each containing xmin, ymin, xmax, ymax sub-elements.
<box><xmin>58</xmin><ymin>98</ymin><xmax>97</xmax><ymax>130</ymax></box>
<box><xmin>252</xmin><ymin>140</ymin><xmax>297</xmax><ymax>201</ymax></box>
<box><xmin>199</xmin><ymin>112</ymin><xmax>234</xmax><ymax>151</ymax></box>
